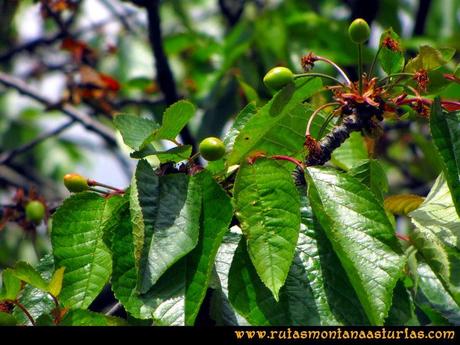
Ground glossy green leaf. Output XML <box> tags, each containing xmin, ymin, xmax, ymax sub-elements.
<box><xmin>385</xmin><ymin>281</ymin><xmax>419</xmax><ymax>325</ymax></box>
<box><xmin>141</xmin><ymin>259</ymin><xmax>186</xmax><ymax>325</ymax></box>
<box><xmin>228</xmin><ymin>77</ymin><xmax>322</xmax><ymax>165</ymax></box>
<box><xmin>13</xmin><ymin>255</ymin><xmax>55</xmax><ymax>325</ymax></box>
<box><xmin>111</xmin><ymin>196</ymin><xmax>155</xmax><ymax>319</ymax></box>
<box><xmin>331</xmin><ymin>132</ymin><xmax>368</xmax><ymax>170</ymax></box>
<box><xmin>214</xmin><ymin>230</ymin><xmax>249</xmax><ymax>326</ymax></box>
<box><xmin>406</xmin><ymin>46</ymin><xmax>456</xmax><ymax>72</ymax></box>
<box><xmin>228</xmin><ymin>239</ymin><xmax>317</xmax><ymax>325</ymax></box>
<box><xmin>410</xmin><ymin>227</ymin><xmax>450</xmax><ymax>284</ymax></box>
<box><xmin>0</xmin><ymin>269</ymin><xmax>21</xmax><ymax>301</ymax></box>
<box><xmin>134</xmin><ymin>165</ymin><xmax>201</xmax><ymax>293</ymax></box>
<box><xmin>379</xmin><ymin>28</ymin><xmax>404</xmax><ymax>75</ymax></box>
<box><xmin>185</xmin><ymin>170</ymin><xmax>233</xmax><ymax>325</ymax></box>
<box><xmin>234</xmin><ymin>158</ymin><xmax>300</xmax><ymax>300</ymax></box>
<box><xmin>224</xmin><ymin>102</ymin><xmax>257</xmax><ymax>154</ymax></box>
<box><xmin>348</xmin><ymin>159</ymin><xmax>388</xmax><ymax>201</ymax></box>
<box><xmin>48</xmin><ymin>267</ymin><xmax>65</xmax><ymax>297</ymax></box>
<box><xmin>295</xmin><ymin>186</ymin><xmax>369</xmax><ymax>325</ymax></box>
<box><xmin>145</xmin><ymin>100</ymin><xmax>195</xmax><ymax>143</ymax></box>
<box><xmin>129</xmin><ymin>160</ymin><xmax>159</xmax><ymax>270</ymax></box>
<box><xmin>130</xmin><ymin>144</ymin><xmax>192</xmax><ymax>162</ymax></box>
<box><xmin>112</xmin><ymin>196</ymin><xmax>191</xmax><ymax>326</ymax></box>
<box><xmin>306</xmin><ymin>166</ymin><xmax>405</xmax><ymax>325</ymax></box>
<box><xmin>410</xmin><ymin>175</ymin><xmax>460</xmax><ymax>250</ymax></box>
<box><xmin>415</xmin><ymin>262</ymin><xmax>460</xmax><ymax>324</ymax></box>
<box><xmin>12</xmin><ymin>262</ymin><xmax>48</xmax><ymax>292</ymax></box>
<box><xmin>114</xmin><ymin>115</ymin><xmax>159</xmax><ymax>151</ymax></box>
<box><xmin>60</xmin><ymin>309</ymin><xmax>127</xmax><ymax>326</ymax></box>
<box><xmin>430</xmin><ymin>98</ymin><xmax>460</xmax><ymax>217</ymax></box>
<box><xmin>51</xmin><ymin>193</ymin><xmax>122</xmax><ymax>308</ymax></box>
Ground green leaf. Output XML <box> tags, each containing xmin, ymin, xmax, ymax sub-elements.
<box><xmin>0</xmin><ymin>312</ymin><xmax>17</xmax><ymax>326</ymax></box>
<box><xmin>410</xmin><ymin>174</ymin><xmax>460</xmax><ymax>249</ymax></box>
<box><xmin>13</xmin><ymin>255</ymin><xmax>55</xmax><ymax>325</ymax></box>
<box><xmin>111</xmin><ymin>196</ymin><xmax>155</xmax><ymax>319</ymax></box>
<box><xmin>406</xmin><ymin>46</ymin><xmax>456</xmax><ymax>72</ymax></box>
<box><xmin>430</xmin><ymin>98</ymin><xmax>460</xmax><ymax>217</ymax></box>
<box><xmin>129</xmin><ymin>160</ymin><xmax>159</xmax><ymax>270</ymax></box>
<box><xmin>410</xmin><ymin>227</ymin><xmax>450</xmax><ymax>284</ymax></box>
<box><xmin>228</xmin><ymin>239</ymin><xmax>316</xmax><ymax>325</ymax></box>
<box><xmin>331</xmin><ymin>132</ymin><xmax>368</xmax><ymax>170</ymax></box>
<box><xmin>51</xmin><ymin>193</ymin><xmax>122</xmax><ymax>308</ymax></box>
<box><xmin>415</xmin><ymin>262</ymin><xmax>460</xmax><ymax>324</ymax></box>
<box><xmin>134</xmin><ymin>162</ymin><xmax>201</xmax><ymax>293</ymax></box>
<box><xmin>141</xmin><ymin>259</ymin><xmax>186</xmax><ymax>326</ymax></box>
<box><xmin>130</xmin><ymin>145</ymin><xmax>192</xmax><ymax>162</ymax></box>
<box><xmin>185</xmin><ymin>170</ymin><xmax>233</xmax><ymax>325</ymax></box>
<box><xmin>48</xmin><ymin>267</ymin><xmax>65</xmax><ymax>297</ymax></box>
<box><xmin>0</xmin><ymin>269</ymin><xmax>21</xmax><ymax>301</ymax></box>
<box><xmin>146</xmin><ymin>100</ymin><xmax>195</xmax><ymax>142</ymax></box>
<box><xmin>224</xmin><ymin>102</ymin><xmax>257</xmax><ymax>154</ymax></box>
<box><xmin>348</xmin><ymin>159</ymin><xmax>388</xmax><ymax>201</ymax></box>
<box><xmin>385</xmin><ymin>280</ymin><xmax>419</xmax><ymax>325</ymax></box>
<box><xmin>296</xmin><ymin>186</ymin><xmax>369</xmax><ymax>325</ymax></box>
<box><xmin>233</xmin><ymin>158</ymin><xmax>300</xmax><ymax>300</ymax></box>
<box><xmin>378</xmin><ymin>28</ymin><xmax>404</xmax><ymax>75</ymax></box>
<box><xmin>228</xmin><ymin>77</ymin><xmax>322</xmax><ymax>165</ymax></box>
<box><xmin>114</xmin><ymin>115</ymin><xmax>159</xmax><ymax>151</ymax></box>
<box><xmin>60</xmin><ymin>309</ymin><xmax>127</xmax><ymax>326</ymax></box>
<box><xmin>12</xmin><ymin>262</ymin><xmax>48</xmax><ymax>292</ymax></box>
<box><xmin>306</xmin><ymin>166</ymin><xmax>405</xmax><ymax>325</ymax></box>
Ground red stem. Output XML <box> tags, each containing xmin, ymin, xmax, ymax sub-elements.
<box><xmin>12</xmin><ymin>300</ymin><xmax>36</xmax><ymax>326</ymax></box>
<box><xmin>271</xmin><ymin>155</ymin><xmax>304</xmax><ymax>170</ymax></box>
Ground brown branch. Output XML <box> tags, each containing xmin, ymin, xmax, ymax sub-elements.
<box><xmin>12</xmin><ymin>300</ymin><xmax>36</xmax><ymax>326</ymax></box>
<box><xmin>144</xmin><ymin>0</ymin><xmax>197</xmax><ymax>152</ymax></box>
<box><xmin>0</xmin><ymin>120</ymin><xmax>76</xmax><ymax>165</ymax></box>
<box><xmin>0</xmin><ymin>71</ymin><xmax>117</xmax><ymax>146</ymax></box>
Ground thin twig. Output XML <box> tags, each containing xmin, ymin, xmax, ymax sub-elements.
<box><xmin>0</xmin><ymin>71</ymin><xmax>117</xmax><ymax>146</ymax></box>
<box><xmin>0</xmin><ymin>120</ymin><xmax>76</xmax><ymax>165</ymax></box>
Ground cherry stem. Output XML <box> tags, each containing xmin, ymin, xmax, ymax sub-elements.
<box><xmin>315</xmin><ymin>56</ymin><xmax>352</xmax><ymax>86</ymax></box>
<box><xmin>88</xmin><ymin>187</ymin><xmax>108</xmax><ymax>194</ymax></box>
<box><xmin>294</xmin><ymin>73</ymin><xmax>346</xmax><ymax>87</ymax></box>
<box><xmin>271</xmin><ymin>155</ymin><xmax>304</xmax><ymax>170</ymax></box>
<box><xmin>358</xmin><ymin>43</ymin><xmax>363</xmax><ymax>94</ymax></box>
<box><xmin>396</xmin><ymin>233</ymin><xmax>410</xmax><ymax>242</ymax></box>
<box><xmin>368</xmin><ymin>45</ymin><xmax>382</xmax><ymax>78</ymax></box>
<box><xmin>87</xmin><ymin>179</ymin><xmax>124</xmax><ymax>193</ymax></box>
<box><xmin>379</xmin><ymin>73</ymin><xmax>414</xmax><ymax>85</ymax></box>
<box><xmin>12</xmin><ymin>300</ymin><xmax>36</xmax><ymax>326</ymax></box>
<box><xmin>188</xmin><ymin>152</ymin><xmax>200</xmax><ymax>163</ymax></box>
<box><xmin>305</xmin><ymin>102</ymin><xmax>340</xmax><ymax>137</ymax></box>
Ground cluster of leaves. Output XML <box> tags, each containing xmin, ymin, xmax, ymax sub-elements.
<box><xmin>2</xmin><ymin>22</ymin><xmax>459</xmax><ymax>325</ymax></box>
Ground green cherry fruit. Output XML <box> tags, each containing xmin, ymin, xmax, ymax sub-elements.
<box><xmin>25</xmin><ymin>200</ymin><xmax>45</xmax><ymax>224</ymax></box>
<box><xmin>263</xmin><ymin>66</ymin><xmax>294</xmax><ymax>90</ymax></box>
<box><xmin>199</xmin><ymin>137</ymin><xmax>226</xmax><ymax>161</ymax></box>
<box><xmin>348</xmin><ymin>18</ymin><xmax>370</xmax><ymax>44</ymax></box>
<box><xmin>64</xmin><ymin>173</ymin><xmax>89</xmax><ymax>192</ymax></box>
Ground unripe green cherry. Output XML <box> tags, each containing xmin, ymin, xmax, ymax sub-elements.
<box><xmin>348</xmin><ymin>18</ymin><xmax>370</xmax><ymax>44</ymax></box>
<box><xmin>199</xmin><ymin>137</ymin><xmax>226</xmax><ymax>161</ymax></box>
<box><xmin>25</xmin><ymin>200</ymin><xmax>45</xmax><ymax>224</ymax></box>
<box><xmin>64</xmin><ymin>173</ymin><xmax>89</xmax><ymax>192</ymax></box>
<box><xmin>263</xmin><ymin>66</ymin><xmax>294</xmax><ymax>90</ymax></box>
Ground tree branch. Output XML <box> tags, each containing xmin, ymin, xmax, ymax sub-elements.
<box><xmin>0</xmin><ymin>71</ymin><xmax>117</xmax><ymax>146</ymax></box>
<box><xmin>218</xmin><ymin>0</ymin><xmax>245</xmax><ymax>27</ymax></box>
<box><xmin>413</xmin><ymin>0</ymin><xmax>432</xmax><ymax>36</ymax></box>
<box><xmin>144</xmin><ymin>0</ymin><xmax>197</xmax><ymax>152</ymax></box>
<box><xmin>0</xmin><ymin>120</ymin><xmax>76</xmax><ymax>165</ymax></box>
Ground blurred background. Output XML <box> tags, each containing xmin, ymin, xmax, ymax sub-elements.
<box><xmin>0</xmin><ymin>0</ymin><xmax>459</xmax><ymax>268</ymax></box>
